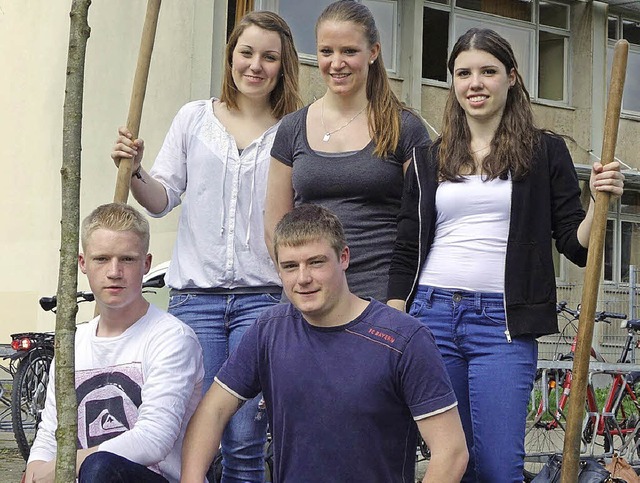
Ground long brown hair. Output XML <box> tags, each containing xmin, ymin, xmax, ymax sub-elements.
<box><xmin>316</xmin><ymin>0</ymin><xmax>405</xmax><ymax>158</ymax></box>
<box><xmin>439</xmin><ymin>28</ymin><xmax>539</xmax><ymax>181</ymax></box>
<box><xmin>221</xmin><ymin>11</ymin><xmax>302</xmax><ymax>119</ymax></box>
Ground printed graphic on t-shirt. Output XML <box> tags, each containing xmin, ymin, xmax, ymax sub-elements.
<box><xmin>75</xmin><ymin>363</ymin><xmax>143</xmax><ymax>448</ymax></box>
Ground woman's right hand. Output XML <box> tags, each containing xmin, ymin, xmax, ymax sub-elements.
<box><xmin>111</xmin><ymin>126</ymin><xmax>145</xmax><ymax>171</ymax></box>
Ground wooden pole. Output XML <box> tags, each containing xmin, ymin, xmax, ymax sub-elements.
<box><xmin>96</xmin><ymin>0</ymin><xmax>161</xmax><ymax>318</ymax></box>
<box><xmin>113</xmin><ymin>0</ymin><xmax>161</xmax><ymax>203</ymax></box>
<box><xmin>561</xmin><ymin>39</ymin><xmax>628</xmax><ymax>483</ymax></box>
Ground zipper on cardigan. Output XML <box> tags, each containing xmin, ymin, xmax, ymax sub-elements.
<box><xmin>503</xmin><ymin>177</ymin><xmax>513</xmax><ymax>343</ymax></box>
<box><xmin>502</xmin><ymin>293</ymin><xmax>512</xmax><ymax>342</ymax></box>
<box><xmin>407</xmin><ymin>147</ymin><xmax>423</xmax><ymax>309</ymax></box>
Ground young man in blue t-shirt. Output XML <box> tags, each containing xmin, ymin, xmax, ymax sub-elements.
<box><xmin>181</xmin><ymin>204</ymin><xmax>468</xmax><ymax>483</ymax></box>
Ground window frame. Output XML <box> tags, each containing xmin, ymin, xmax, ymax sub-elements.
<box><xmin>255</xmin><ymin>0</ymin><xmax>401</xmax><ymax>74</ymax></box>
<box><xmin>422</xmin><ymin>0</ymin><xmax>571</xmax><ymax>105</ymax></box>
<box><xmin>574</xmin><ymin>166</ymin><xmax>640</xmax><ymax>286</ymax></box>
<box><xmin>607</xmin><ymin>12</ymin><xmax>640</xmax><ymax>119</ymax></box>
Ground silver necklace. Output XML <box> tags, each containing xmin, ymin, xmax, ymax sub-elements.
<box><xmin>470</xmin><ymin>144</ymin><xmax>491</xmax><ymax>154</ymax></box>
<box><xmin>320</xmin><ymin>98</ymin><xmax>367</xmax><ymax>142</ymax></box>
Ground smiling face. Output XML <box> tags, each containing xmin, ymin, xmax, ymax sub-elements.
<box><xmin>277</xmin><ymin>238</ymin><xmax>350</xmax><ymax>326</ymax></box>
<box><xmin>231</xmin><ymin>24</ymin><xmax>283</xmax><ymax>102</ymax></box>
<box><xmin>316</xmin><ymin>20</ymin><xmax>379</xmax><ymax>97</ymax></box>
<box><xmin>452</xmin><ymin>48</ymin><xmax>516</xmax><ymax>125</ymax></box>
<box><xmin>79</xmin><ymin>228</ymin><xmax>151</xmax><ymax>312</ymax></box>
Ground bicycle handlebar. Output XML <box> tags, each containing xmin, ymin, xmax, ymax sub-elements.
<box><xmin>596</xmin><ymin>311</ymin><xmax>627</xmax><ymax>321</ymax></box>
<box><xmin>556</xmin><ymin>301</ymin><xmax>627</xmax><ymax>323</ymax></box>
<box><xmin>39</xmin><ymin>292</ymin><xmax>95</xmax><ymax>312</ymax></box>
<box><xmin>38</xmin><ymin>273</ymin><xmax>164</xmax><ymax>312</ymax></box>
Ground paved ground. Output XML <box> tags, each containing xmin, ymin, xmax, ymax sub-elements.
<box><xmin>0</xmin><ymin>432</ymin><xmax>26</xmax><ymax>482</ymax></box>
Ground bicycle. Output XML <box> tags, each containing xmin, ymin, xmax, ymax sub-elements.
<box><xmin>524</xmin><ymin>302</ymin><xmax>639</xmax><ymax>479</ymax></box>
<box><xmin>10</xmin><ymin>330</ymin><xmax>55</xmax><ymax>461</ymax></box>
<box><xmin>9</xmin><ymin>263</ymin><xmax>169</xmax><ymax>461</ymax></box>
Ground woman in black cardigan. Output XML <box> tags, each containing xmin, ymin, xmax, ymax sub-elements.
<box><xmin>387</xmin><ymin>28</ymin><xmax>624</xmax><ymax>482</ymax></box>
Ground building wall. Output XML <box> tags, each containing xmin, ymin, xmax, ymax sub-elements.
<box><xmin>0</xmin><ymin>0</ymin><xmax>217</xmax><ymax>340</ymax></box>
<box><xmin>1</xmin><ymin>0</ymin><xmax>637</xmax><ymax>344</ymax></box>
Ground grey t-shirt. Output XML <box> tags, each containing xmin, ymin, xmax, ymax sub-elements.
<box><xmin>271</xmin><ymin>106</ymin><xmax>430</xmax><ymax>302</ymax></box>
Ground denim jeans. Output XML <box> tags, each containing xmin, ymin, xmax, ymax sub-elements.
<box><xmin>169</xmin><ymin>292</ymin><xmax>279</xmax><ymax>483</ymax></box>
<box><xmin>78</xmin><ymin>451</ymin><xmax>168</xmax><ymax>483</ymax></box>
<box><xmin>410</xmin><ymin>286</ymin><xmax>537</xmax><ymax>483</ymax></box>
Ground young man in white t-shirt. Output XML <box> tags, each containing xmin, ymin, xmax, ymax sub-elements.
<box><xmin>25</xmin><ymin>203</ymin><xmax>204</xmax><ymax>483</ymax></box>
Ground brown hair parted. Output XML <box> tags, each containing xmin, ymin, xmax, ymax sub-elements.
<box><xmin>81</xmin><ymin>203</ymin><xmax>150</xmax><ymax>253</ymax></box>
<box><xmin>316</xmin><ymin>0</ymin><xmax>405</xmax><ymax>158</ymax></box>
<box><xmin>273</xmin><ymin>204</ymin><xmax>347</xmax><ymax>263</ymax></box>
<box><xmin>439</xmin><ymin>27</ymin><xmax>540</xmax><ymax>182</ymax></box>
<box><xmin>221</xmin><ymin>11</ymin><xmax>302</xmax><ymax>119</ymax></box>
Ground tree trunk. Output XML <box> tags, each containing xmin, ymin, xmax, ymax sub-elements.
<box><xmin>56</xmin><ymin>1</ymin><xmax>91</xmax><ymax>481</ymax></box>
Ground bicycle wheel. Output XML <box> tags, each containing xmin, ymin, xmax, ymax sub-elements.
<box><xmin>604</xmin><ymin>376</ymin><xmax>640</xmax><ymax>465</ymax></box>
<box><xmin>524</xmin><ymin>368</ymin><xmax>567</xmax><ymax>478</ymax></box>
<box><xmin>11</xmin><ymin>348</ymin><xmax>54</xmax><ymax>461</ymax></box>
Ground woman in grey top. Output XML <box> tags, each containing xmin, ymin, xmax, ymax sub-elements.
<box><xmin>265</xmin><ymin>0</ymin><xmax>430</xmax><ymax>302</ymax></box>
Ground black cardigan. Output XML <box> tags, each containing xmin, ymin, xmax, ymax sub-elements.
<box><xmin>388</xmin><ymin>132</ymin><xmax>588</xmax><ymax>338</ymax></box>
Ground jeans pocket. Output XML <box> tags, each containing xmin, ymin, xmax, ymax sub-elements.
<box><xmin>168</xmin><ymin>293</ymin><xmax>194</xmax><ymax>310</ymax></box>
<box><xmin>482</xmin><ymin>304</ymin><xmax>507</xmax><ymax>326</ymax></box>
<box><xmin>409</xmin><ymin>300</ymin><xmax>427</xmax><ymax>318</ymax></box>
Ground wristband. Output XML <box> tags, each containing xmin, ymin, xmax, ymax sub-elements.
<box><xmin>132</xmin><ymin>165</ymin><xmax>145</xmax><ymax>183</ymax></box>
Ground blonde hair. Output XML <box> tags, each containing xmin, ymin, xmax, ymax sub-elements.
<box><xmin>316</xmin><ymin>0</ymin><xmax>405</xmax><ymax>158</ymax></box>
<box><xmin>81</xmin><ymin>203</ymin><xmax>150</xmax><ymax>252</ymax></box>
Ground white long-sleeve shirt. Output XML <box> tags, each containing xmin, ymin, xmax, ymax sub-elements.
<box><xmin>149</xmin><ymin>98</ymin><xmax>281</xmax><ymax>291</ymax></box>
<box><xmin>28</xmin><ymin>305</ymin><xmax>204</xmax><ymax>483</ymax></box>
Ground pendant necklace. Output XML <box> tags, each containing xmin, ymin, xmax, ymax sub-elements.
<box><xmin>470</xmin><ymin>144</ymin><xmax>491</xmax><ymax>154</ymax></box>
<box><xmin>320</xmin><ymin>97</ymin><xmax>367</xmax><ymax>142</ymax></box>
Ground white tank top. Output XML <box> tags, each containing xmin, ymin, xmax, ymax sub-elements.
<box><xmin>418</xmin><ymin>175</ymin><xmax>512</xmax><ymax>292</ymax></box>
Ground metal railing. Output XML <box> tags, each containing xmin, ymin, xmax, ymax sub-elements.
<box><xmin>538</xmin><ymin>265</ymin><xmax>640</xmax><ymax>362</ymax></box>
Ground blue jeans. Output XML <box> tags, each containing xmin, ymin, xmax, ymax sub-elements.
<box><xmin>410</xmin><ymin>286</ymin><xmax>537</xmax><ymax>483</ymax></box>
<box><xmin>78</xmin><ymin>451</ymin><xmax>168</xmax><ymax>482</ymax></box>
<box><xmin>169</xmin><ymin>292</ymin><xmax>279</xmax><ymax>483</ymax></box>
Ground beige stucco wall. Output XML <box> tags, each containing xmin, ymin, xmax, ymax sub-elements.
<box><xmin>0</xmin><ymin>1</ymin><xmax>217</xmax><ymax>340</ymax></box>
<box><xmin>1</xmin><ymin>1</ymin><xmax>638</xmax><ymax>345</ymax></box>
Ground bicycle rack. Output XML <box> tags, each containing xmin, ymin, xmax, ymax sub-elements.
<box><xmin>527</xmin><ymin>360</ymin><xmax>640</xmax><ymax>468</ymax></box>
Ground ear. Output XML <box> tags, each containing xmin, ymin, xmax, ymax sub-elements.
<box><xmin>78</xmin><ymin>253</ymin><xmax>87</xmax><ymax>274</ymax></box>
<box><xmin>369</xmin><ymin>42</ymin><xmax>381</xmax><ymax>65</ymax></box>
<box><xmin>340</xmin><ymin>246</ymin><xmax>350</xmax><ymax>270</ymax></box>
<box><xmin>144</xmin><ymin>254</ymin><xmax>152</xmax><ymax>274</ymax></box>
<box><xmin>508</xmin><ymin>68</ymin><xmax>516</xmax><ymax>87</ymax></box>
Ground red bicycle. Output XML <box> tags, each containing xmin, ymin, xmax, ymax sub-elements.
<box><xmin>524</xmin><ymin>302</ymin><xmax>639</xmax><ymax>478</ymax></box>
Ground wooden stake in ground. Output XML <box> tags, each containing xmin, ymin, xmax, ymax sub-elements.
<box><xmin>55</xmin><ymin>1</ymin><xmax>92</xmax><ymax>481</ymax></box>
<box><xmin>561</xmin><ymin>39</ymin><xmax>628</xmax><ymax>483</ymax></box>
<box><xmin>113</xmin><ymin>0</ymin><xmax>161</xmax><ymax>203</ymax></box>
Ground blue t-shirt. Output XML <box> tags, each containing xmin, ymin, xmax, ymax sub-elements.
<box><xmin>216</xmin><ymin>299</ymin><xmax>456</xmax><ymax>482</ymax></box>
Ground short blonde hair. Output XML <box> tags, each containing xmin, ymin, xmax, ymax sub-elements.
<box><xmin>81</xmin><ymin>203</ymin><xmax>150</xmax><ymax>252</ymax></box>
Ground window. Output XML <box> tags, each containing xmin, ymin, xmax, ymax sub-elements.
<box><xmin>422</xmin><ymin>0</ymin><xmax>570</xmax><ymax>103</ymax></box>
<box><xmin>259</xmin><ymin>0</ymin><xmax>399</xmax><ymax>72</ymax></box>
<box><xmin>605</xmin><ymin>188</ymin><xmax>640</xmax><ymax>284</ymax></box>
<box><xmin>556</xmin><ymin>178</ymin><xmax>639</xmax><ymax>285</ymax></box>
<box><xmin>607</xmin><ymin>14</ymin><xmax>640</xmax><ymax>115</ymax></box>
